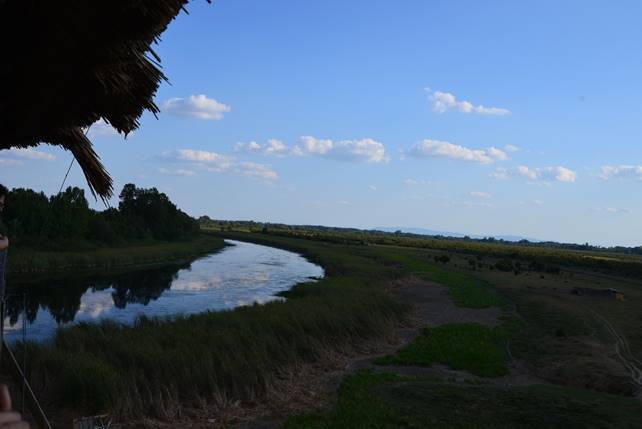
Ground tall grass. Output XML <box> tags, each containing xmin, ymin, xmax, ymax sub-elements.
<box><xmin>23</xmin><ymin>234</ymin><xmax>408</xmax><ymax>416</ymax></box>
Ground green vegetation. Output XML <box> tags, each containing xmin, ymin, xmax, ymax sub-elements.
<box><xmin>3</xmin><ymin>184</ymin><xmax>198</xmax><ymax>247</ymax></box>
<box><xmin>24</xmin><ymin>233</ymin><xmax>411</xmax><ymax>416</ymax></box>
<box><xmin>376</xmin><ymin>323</ymin><xmax>509</xmax><ymax>377</ymax></box>
<box><xmin>12</xmin><ymin>226</ymin><xmax>640</xmax><ymax>426</ymax></box>
<box><xmin>202</xmin><ymin>220</ymin><xmax>642</xmax><ymax>277</ymax></box>
<box><xmin>7</xmin><ymin>233</ymin><xmax>225</xmax><ymax>276</ymax></box>
<box><xmin>2</xmin><ymin>184</ymin><xmax>208</xmax><ymax>274</ymax></box>
<box><xmin>285</xmin><ymin>370</ymin><xmax>642</xmax><ymax>429</ymax></box>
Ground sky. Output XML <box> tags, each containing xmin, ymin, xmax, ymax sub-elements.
<box><xmin>2</xmin><ymin>0</ymin><xmax>642</xmax><ymax>247</ymax></box>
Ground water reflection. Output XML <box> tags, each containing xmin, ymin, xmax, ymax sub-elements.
<box><xmin>3</xmin><ymin>240</ymin><xmax>323</xmax><ymax>342</ymax></box>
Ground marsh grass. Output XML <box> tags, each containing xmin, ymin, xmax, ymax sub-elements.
<box><xmin>22</xmin><ymin>234</ymin><xmax>409</xmax><ymax>416</ymax></box>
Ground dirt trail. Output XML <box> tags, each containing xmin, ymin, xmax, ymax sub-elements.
<box><xmin>587</xmin><ymin>308</ymin><xmax>642</xmax><ymax>395</ymax></box>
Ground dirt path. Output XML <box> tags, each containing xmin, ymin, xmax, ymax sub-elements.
<box><xmin>123</xmin><ymin>276</ymin><xmax>527</xmax><ymax>428</ymax></box>
<box><xmin>587</xmin><ymin>308</ymin><xmax>642</xmax><ymax>395</ymax></box>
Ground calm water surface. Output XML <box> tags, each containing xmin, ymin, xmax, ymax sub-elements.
<box><xmin>3</xmin><ymin>240</ymin><xmax>324</xmax><ymax>342</ymax></box>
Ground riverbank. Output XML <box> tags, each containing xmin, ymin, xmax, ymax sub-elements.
<box><xmin>23</xmin><ymin>233</ymin><xmax>409</xmax><ymax>424</ymax></box>
<box><xmin>6</xmin><ymin>233</ymin><xmax>226</xmax><ymax>278</ymax></box>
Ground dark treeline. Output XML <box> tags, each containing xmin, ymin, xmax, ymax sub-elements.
<box><xmin>2</xmin><ymin>184</ymin><xmax>199</xmax><ymax>248</ymax></box>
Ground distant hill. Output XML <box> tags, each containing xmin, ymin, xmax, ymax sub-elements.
<box><xmin>375</xmin><ymin>227</ymin><xmax>541</xmax><ymax>243</ymax></box>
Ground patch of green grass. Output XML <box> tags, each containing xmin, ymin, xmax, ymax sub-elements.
<box><xmin>376</xmin><ymin>322</ymin><xmax>509</xmax><ymax>377</ymax></box>
<box><xmin>285</xmin><ymin>370</ymin><xmax>642</xmax><ymax>429</ymax></box>
<box><xmin>283</xmin><ymin>370</ymin><xmax>412</xmax><ymax>429</ymax></box>
<box><xmin>427</xmin><ymin>268</ymin><xmax>505</xmax><ymax>309</ymax></box>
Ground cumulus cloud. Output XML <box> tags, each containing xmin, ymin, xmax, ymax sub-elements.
<box><xmin>158</xmin><ymin>168</ymin><xmax>196</xmax><ymax>177</ymax></box>
<box><xmin>161</xmin><ymin>94</ymin><xmax>231</xmax><ymax>120</ymax></box>
<box><xmin>167</xmin><ymin>149</ymin><xmax>235</xmax><ymax>172</ymax></box>
<box><xmin>407</xmin><ymin>140</ymin><xmax>509</xmax><ymax>164</ymax></box>
<box><xmin>429</xmin><ymin>90</ymin><xmax>510</xmax><ymax>116</ymax></box>
<box><xmin>162</xmin><ymin>149</ymin><xmax>277</xmax><ymax>180</ymax></box>
<box><xmin>88</xmin><ymin>119</ymin><xmax>122</xmax><ymax>137</ymax></box>
<box><xmin>493</xmin><ymin>166</ymin><xmax>577</xmax><ymax>183</ymax></box>
<box><xmin>235</xmin><ymin>139</ymin><xmax>288</xmax><ymax>156</ymax></box>
<box><xmin>294</xmin><ymin>136</ymin><xmax>388</xmax><ymax>163</ymax></box>
<box><xmin>487</xmin><ymin>147</ymin><xmax>508</xmax><ymax>161</ymax></box>
<box><xmin>264</xmin><ymin>139</ymin><xmax>287</xmax><ymax>156</ymax></box>
<box><xmin>369</xmin><ymin>185</ymin><xmax>377</xmax><ymax>191</ymax></box>
<box><xmin>234</xmin><ymin>141</ymin><xmax>262</xmax><ymax>153</ymax></box>
<box><xmin>504</xmin><ymin>144</ymin><xmax>520</xmax><ymax>152</ymax></box>
<box><xmin>599</xmin><ymin>165</ymin><xmax>642</xmax><ymax>181</ymax></box>
<box><xmin>469</xmin><ymin>191</ymin><xmax>490</xmax><ymax>198</ymax></box>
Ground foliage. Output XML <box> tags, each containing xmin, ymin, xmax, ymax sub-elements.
<box><xmin>2</xmin><ymin>184</ymin><xmax>199</xmax><ymax>248</ymax></box>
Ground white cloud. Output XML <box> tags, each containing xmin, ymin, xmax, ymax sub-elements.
<box><xmin>493</xmin><ymin>165</ymin><xmax>577</xmax><ymax>183</ymax></box>
<box><xmin>469</xmin><ymin>191</ymin><xmax>490</xmax><ymax>198</ymax></box>
<box><xmin>158</xmin><ymin>168</ymin><xmax>196</xmax><ymax>177</ymax></box>
<box><xmin>162</xmin><ymin>149</ymin><xmax>277</xmax><ymax>181</ymax></box>
<box><xmin>235</xmin><ymin>139</ymin><xmax>288</xmax><ymax>157</ymax></box>
<box><xmin>88</xmin><ymin>119</ymin><xmax>121</xmax><ymax>137</ymax></box>
<box><xmin>167</xmin><ymin>149</ymin><xmax>235</xmax><ymax>172</ymax></box>
<box><xmin>594</xmin><ymin>207</ymin><xmax>632</xmax><ymax>214</ymax></box>
<box><xmin>264</xmin><ymin>139</ymin><xmax>288</xmax><ymax>156</ymax></box>
<box><xmin>161</xmin><ymin>94</ymin><xmax>231</xmax><ymax>121</ymax></box>
<box><xmin>8</xmin><ymin>148</ymin><xmax>56</xmax><ymax>161</ymax></box>
<box><xmin>487</xmin><ymin>147</ymin><xmax>508</xmax><ymax>161</ymax></box>
<box><xmin>234</xmin><ymin>141</ymin><xmax>262</xmax><ymax>153</ymax></box>
<box><xmin>236</xmin><ymin>162</ymin><xmax>278</xmax><ymax>180</ymax></box>
<box><xmin>429</xmin><ymin>90</ymin><xmax>510</xmax><ymax>116</ymax></box>
<box><xmin>599</xmin><ymin>165</ymin><xmax>642</xmax><ymax>181</ymax></box>
<box><xmin>407</xmin><ymin>140</ymin><xmax>502</xmax><ymax>164</ymax></box>
<box><xmin>504</xmin><ymin>144</ymin><xmax>520</xmax><ymax>152</ymax></box>
<box><xmin>532</xmin><ymin>199</ymin><xmax>544</xmax><ymax>205</ymax></box>
<box><xmin>294</xmin><ymin>136</ymin><xmax>388</xmax><ymax>163</ymax></box>
<box><xmin>369</xmin><ymin>185</ymin><xmax>377</xmax><ymax>191</ymax></box>
<box><xmin>336</xmin><ymin>200</ymin><xmax>351</xmax><ymax>206</ymax></box>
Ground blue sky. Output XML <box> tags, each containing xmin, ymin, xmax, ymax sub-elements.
<box><xmin>2</xmin><ymin>0</ymin><xmax>642</xmax><ymax>246</ymax></box>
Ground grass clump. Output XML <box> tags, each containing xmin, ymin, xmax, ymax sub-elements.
<box><xmin>376</xmin><ymin>322</ymin><xmax>509</xmax><ymax>377</ymax></box>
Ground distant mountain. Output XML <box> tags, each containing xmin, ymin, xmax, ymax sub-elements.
<box><xmin>374</xmin><ymin>227</ymin><xmax>541</xmax><ymax>243</ymax></box>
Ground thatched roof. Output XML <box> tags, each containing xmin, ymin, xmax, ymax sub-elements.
<box><xmin>0</xmin><ymin>0</ymin><xmax>210</xmax><ymax>200</ymax></box>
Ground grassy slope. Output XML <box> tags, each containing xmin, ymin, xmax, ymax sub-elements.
<box><xmin>7</xmin><ymin>233</ymin><xmax>226</xmax><ymax>276</ymax></box>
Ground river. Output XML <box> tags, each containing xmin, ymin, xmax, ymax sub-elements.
<box><xmin>2</xmin><ymin>240</ymin><xmax>324</xmax><ymax>342</ymax></box>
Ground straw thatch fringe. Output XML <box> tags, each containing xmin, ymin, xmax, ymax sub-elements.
<box><xmin>0</xmin><ymin>0</ymin><xmax>211</xmax><ymax>199</ymax></box>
